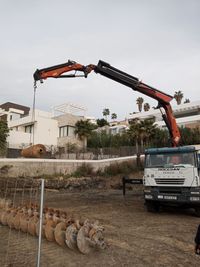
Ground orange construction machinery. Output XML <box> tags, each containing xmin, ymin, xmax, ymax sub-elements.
<box><xmin>34</xmin><ymin>59</ymin><xmax>180</xmax><ymax>147</ymax></box>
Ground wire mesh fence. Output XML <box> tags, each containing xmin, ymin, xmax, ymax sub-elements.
<box><xmin>6</xmin><ymin>146</ymin><xmax>145</xmax><ymax>160</ymax></box>
<box><xmin>0</xmin><ymin>177</ymin><xmax>107</xmax><ymax>267</ymax></box>
<box><xmin>56</xmin><ymin>146</ymin><xmax>144</xmax><ymax>160</ymax></box>
<box><xmin>0</xmin><ymin>177</ymin><xmax>41</xmax><ymax>266</ymax></box>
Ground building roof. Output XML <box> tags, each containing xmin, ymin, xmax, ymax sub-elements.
<box><xmin>0</xmin><ymin>102</ymin><xmax>30</xmax><ymax>115</ymax></box>
<box><xmin>53</xmin><ymin>102</ymin><xmax>87</xmax><ymax>116</ymax></box>
<box><xmin>128</xmin><ymin>100</ymin><xmax>200</xmax><ymax>126</ymax></box>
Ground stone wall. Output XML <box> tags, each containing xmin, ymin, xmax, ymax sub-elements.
<box><xmin>0</xmin><ymin>156</ymin><xmax>143</xmax><ymax>178</ymax></box>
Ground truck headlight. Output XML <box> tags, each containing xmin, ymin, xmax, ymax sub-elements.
<box><xmin>190</xmin><ymin>197</ymin><xmax>200</xmax><ymax>201</ymax></box>
<box><xmin>144</xmin><ymin>190</ymin><xmax>151</xmax><ymax>193</ymax></box>
<box><xmin>145</xmin><ymin>194</ymin><xmax>153</xmax><ymax>199</ymax></box>
<box><xmin>191</xmin><ymin>192</ymin><xmax>200</xmax><ymax>195</ymax></box>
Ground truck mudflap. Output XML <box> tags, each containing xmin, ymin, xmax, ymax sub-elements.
<box><xmin>144</xmin><ymin>187</ymin><xmax>200</xmax><ymax>205</ymax></box>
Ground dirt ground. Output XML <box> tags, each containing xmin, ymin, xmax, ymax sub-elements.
<box><xmin>0</xmin><ymin>188</ymin><xmax>200</xmax><ymax>267</ymax></box>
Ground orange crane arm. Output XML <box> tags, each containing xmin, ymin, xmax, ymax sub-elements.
<box><xmin>33</xmin><ymin>60</ymin><xmax>181</xmax><ymax>147</ymax></box>
<box><xmin>33</xmin><ymin>60</ymin><xmax>95</xmax><ymax>81</ymax></box>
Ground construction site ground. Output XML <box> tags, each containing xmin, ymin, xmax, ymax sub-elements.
<box><xmin>0</xmin><ymin>183</ymin><xmax>200</xmax><ymax>267</ymax></box>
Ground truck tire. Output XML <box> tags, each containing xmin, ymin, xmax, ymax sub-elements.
<box><xmin>145</xmin><ymin>201</ymin><xmax>160</xmax><ymax>212</ymax></box>
<box><xmin>195</xmin><ymin>207</ymin><xmax>200</xmax><ymax>217</ymax></box>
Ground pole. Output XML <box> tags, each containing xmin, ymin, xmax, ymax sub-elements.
<box><xmin>37</xmin><ymin>179</ymin><xmax>45</xmax><ymax>267</ymax></box>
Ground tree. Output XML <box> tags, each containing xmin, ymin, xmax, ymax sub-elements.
<box><xmin>174</xmin><ymin>91</ymin><xmax>184</xmax><ymax>105</ymax></box>
<box><xmin>111</xmin><ymin>113</ymin><xmax>117</xmax><ymax>121</ymax></box>
<box><xmin>0</xmin><ymin>120</ymin><xmax>9</xmax><ymax>155</ymax></box>
<box><xmin>184</xmin><ymin>98</ymin><xmax>190</xmax><ymax>104</ymax></box>
<box><xmin>139</xmin><ymin>118</ymin><xmax>157</xmax><ymax>147</ymax></box>
<box><xmin>74</xmin><ymin>120</ymin><xmax>96</xmax><ymax>148</ymax></box>
<box><xmin>127</xmin><ymin>118</ymin><xmax>158</xmax><ymax>152</ymax></box>
<box><xmin>96</xmin><ymin>118</ymin><xmax>109</xmax><ymax>128</ymax></box>
<box><xmin>127</xmin><ymin>119</ymin><xmax>143</xmax><ymax>167</ymax></box>
<box><xmin>127</xmin><ymin>119</ymin><xmax>141</xmax><ymax>153</ymax></box>
<box><xmin>143</xmin><ymin>103</ymin><xmax>150</xmax><ymax>112</ymax></box>
<box><xmin>88</xmin><ymin>130</ymin><xmax>132</xmax><ymax>148</ymax></box>
<box><xmin>151</xmin><ymin>128</ymin><xmax>170</xmax><ymax>148</ymax></box>
<box><xmin>136</xmin><ymin>97</ymin><xmax>144</xmax><ymax>112</ymax></box>
<box><xmin>102</xmin><ymin>108</ymin><xmax>110</xmax><ymax>121</ymax></box>
<box><xmin>179</xmin><ymin>126</ymin><xmax>200</xmax><ymax>146</ymax></box>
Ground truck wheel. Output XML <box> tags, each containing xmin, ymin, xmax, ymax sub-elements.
<box><xmin>195</xmin><ymin>207</ymin><xmax>200</xmax><ymax>217</ymax></box>
<box><xmin>146</xmin><ymin>201</ymin><xmax>160</xmax><ymax>212</ymax></box>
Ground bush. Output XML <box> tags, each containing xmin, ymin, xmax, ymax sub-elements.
<box><xmin>65</xmin><ymin>142</ymin><xmax>78</xmax><ymax>153</ymax></box>
<box><xmin>103</xmin><ymin>161</ymin><xmax>138</xmax><ymax>176</ymax></box>
<box><xmin>0</xmin><ymin>164</ymin><xmax>13</xmax><ymax>174</ymax></box>
<box><xmin>72</xmin><ymin>163</ymin><xmax>94</xmax><ymax>177</ymax></box>
<box><xmin>104</xmin><ymin>163</ymin><xmax>120</xmax><ymax>176</ymax></box>
<box><xmin>0</xmin><ymin>121</ymin><xmax>9</xmax><ymax>155</ymax></box>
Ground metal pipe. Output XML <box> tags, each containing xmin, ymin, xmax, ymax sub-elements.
<box><xmin>37</xmin><ymin>179</ymin><xmax>45</xmax><ymax>267</ymax></box>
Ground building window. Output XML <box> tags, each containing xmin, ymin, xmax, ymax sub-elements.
<box><xmin>59</xmin><ymin>125</ymin><xmax>75</xmax><ymax>137</ymax></box>
<box><xmin>68</xmin><ymin>126</ymin><xmax>75</xmax><ymax>137</ymax></box>
<box><xmin>10</xmin><ymin>113</ymin><xmax>21</xmax><ymax>121</ymax></box>
<box><xmin>25</xmin><ymin>124</ymin><xmax>33</xmax><ymax>133</ymax></box>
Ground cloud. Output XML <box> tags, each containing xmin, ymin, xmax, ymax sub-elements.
<box><xmin>0</xmin><ymin>0</ymin><xmax>200</xmax><ymax>119</ymax></box>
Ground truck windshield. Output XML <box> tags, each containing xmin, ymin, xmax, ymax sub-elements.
<box><xmin>145</xmin><ymin>152</ymin><xmax>195</xmax><ymax>168</ymax></box>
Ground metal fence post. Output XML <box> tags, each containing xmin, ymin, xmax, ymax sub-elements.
<box><xmin>37</xmin><ymin>179</ymin><xmax>45</xmax><ymax>267</ymax></box>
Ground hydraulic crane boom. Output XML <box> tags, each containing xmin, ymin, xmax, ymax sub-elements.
<box><xmin>33</xmin><ymin>60</ymin><xmax>181</xmax><ymax>147</ymax></box>
<box><xmin>33</xmin><ymin>60</ymin><xmax>94</xmax><ymax>81</ymax></box>
<box><xmin>93</xmin><ymin>61</ymin><xmax>180</xmax><ymax>147</ymax></box>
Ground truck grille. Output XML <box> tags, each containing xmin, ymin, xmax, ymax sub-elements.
<box><xmin>155</xmin><ymin>178</ymin><xmax>185</xmax><ymax>185</ymax></box>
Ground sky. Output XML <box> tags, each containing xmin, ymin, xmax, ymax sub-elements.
<box><xmin>0</xmin><ymin>0</ymin><xmax>200</xmax><ymax>120</ymax></box>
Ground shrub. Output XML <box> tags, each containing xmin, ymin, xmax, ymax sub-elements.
<box><xmin>103</xmin><ymin>161</ymin><xmax>138</xmax><ymax>176</ymax></box>
<box><xmin>72</xmin><ymin>163</ymin><xmax>94</xmax><ymax>177</ymax></box>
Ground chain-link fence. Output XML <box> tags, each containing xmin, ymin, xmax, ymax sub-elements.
<box><xmin>56</xmin><ymin>146</ymin><xmax>145</xmax><ymax>160</ymax></box>
<box><xmin>0</xmin><ymin>177</ymin><xmax>107</xmax><ymax>267</ymax></box>
<box><xmin>0</xmin><ymin>177</ymin><xmax>41</xmax><ymax>266</ymax></box>
<box><xmin>6</xmin><ymin>146</ymin><xmax>145</xmax><ymax>160</ymax></box>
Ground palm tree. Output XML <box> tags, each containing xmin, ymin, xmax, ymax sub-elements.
<box><xmin>127</xmin><ymin>119</ymin><xmax>141</xmax><ymax>155</ymax></box>
<box><xmin>139</xmin><ymin>118</ymin><xmax>157</xmax><ymax>147</ymax></box>
<box><xmin>96</xmin><ymin>118</ymin><xmax>109</xmax><ymax>127</ymax></box>
<box><xmin>127</xmin><ymin>118</ymin><xmax>145</xmax><ymax>167</ymax></box>
<box><xmin>127</xmin><ymin>118</ymin><xmax>157</xmax><ymax>152</ymax></box>
<box><xmin>174</xmin><ymin>91</ymin><xmax>184</xmax><ymax>105</ymax></box>
<box><xmin>136</xmin><ymin>97</ymin><xmax>144</xmax><ymax>112</ymax></box>
<box><xmin>152</xmin><ymin>128</ymin><xmax>170</xmax><ymax>147</ymax></box>
<box><xmin>111</xmin><ymin>113</ymin><xmax>117</xmax><ymax>121</ymax></box>
<box><xmin>184</xmin><ymin>98</ymin><xmax>190</xmax><ymax>104</ymax></box>
<box><xmin>74</xmin><ymin>120</ymin><xmax>95</xmax><ymax>149</ymax></box>
<box><xmin>102</xmin><ymin>108</ymin><xmax>110</xmax><ymax>121</ymax></box>
<box><xmin>143</xmin><ymin>103</ymin><xmax>150</xmax><ymax>112</ymax></box>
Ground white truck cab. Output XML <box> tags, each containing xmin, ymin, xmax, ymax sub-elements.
<box><xmin>143</xmin><ymin>146</ymin><xmax>200</xmax><ymax>216</ymax></box>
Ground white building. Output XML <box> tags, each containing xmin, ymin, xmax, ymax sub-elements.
<box><xmin>7</xmin><ymin>109</ymin><xmax>58</xmax><ymax>149</ymax></box>
<box><xmin>2</xmin><ymin>100</ymin><xmax>200</xmax><ymax>151</ymax></box>
<box><xmin>128</xmin><ymin>100</ymin><xmax>200</xmax><ymax>129</ymax></box>
<box><xmin>0</xmin><ymin>102</ymin><xmax>89</xmax><ymax>150</ymax></box>
<box><xmin>109</xmin><ymin>124</ymin><xmax>128</xmax><ymax>135</ymax></box>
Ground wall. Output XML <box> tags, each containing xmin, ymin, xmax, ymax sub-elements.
<box><xmin>7</xmin><ymin>131</ymin><xmax>31</xmax><ymax>148</ymax></box>
<box><xmin>0</xmin><ymin>156</ymin><xmax>141</xmax><ymax>178</ymax></box>
<box><xmin>34</xmin><ymin>116</ymin><xmax>58</xmax><ymax>146</ymax></box>
<box><xmin>8</xmin><ymin>109</ymin><xmax>58</xmax><ymax>148</ymax></box>
<box><xmin>55</xmin><ymin>113</ymin><xmax>84</xmax><ymax>147</ymax></box>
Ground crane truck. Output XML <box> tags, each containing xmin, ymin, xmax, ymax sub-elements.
<box><xmin>34</xmin><ymin>60</ymin><xmax>200</xmax><ymax>216</ymax></box>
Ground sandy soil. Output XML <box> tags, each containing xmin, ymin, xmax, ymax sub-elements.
<box><xmin>0</xmin><ymin>188</ymin><xmax>200</xmax><ymax>267</ymax></box>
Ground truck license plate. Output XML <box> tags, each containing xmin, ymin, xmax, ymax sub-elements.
<box><xmin>164</xmin><ymin>196</ymin><xmax>177</xmax><ymax>200</ymax></box>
